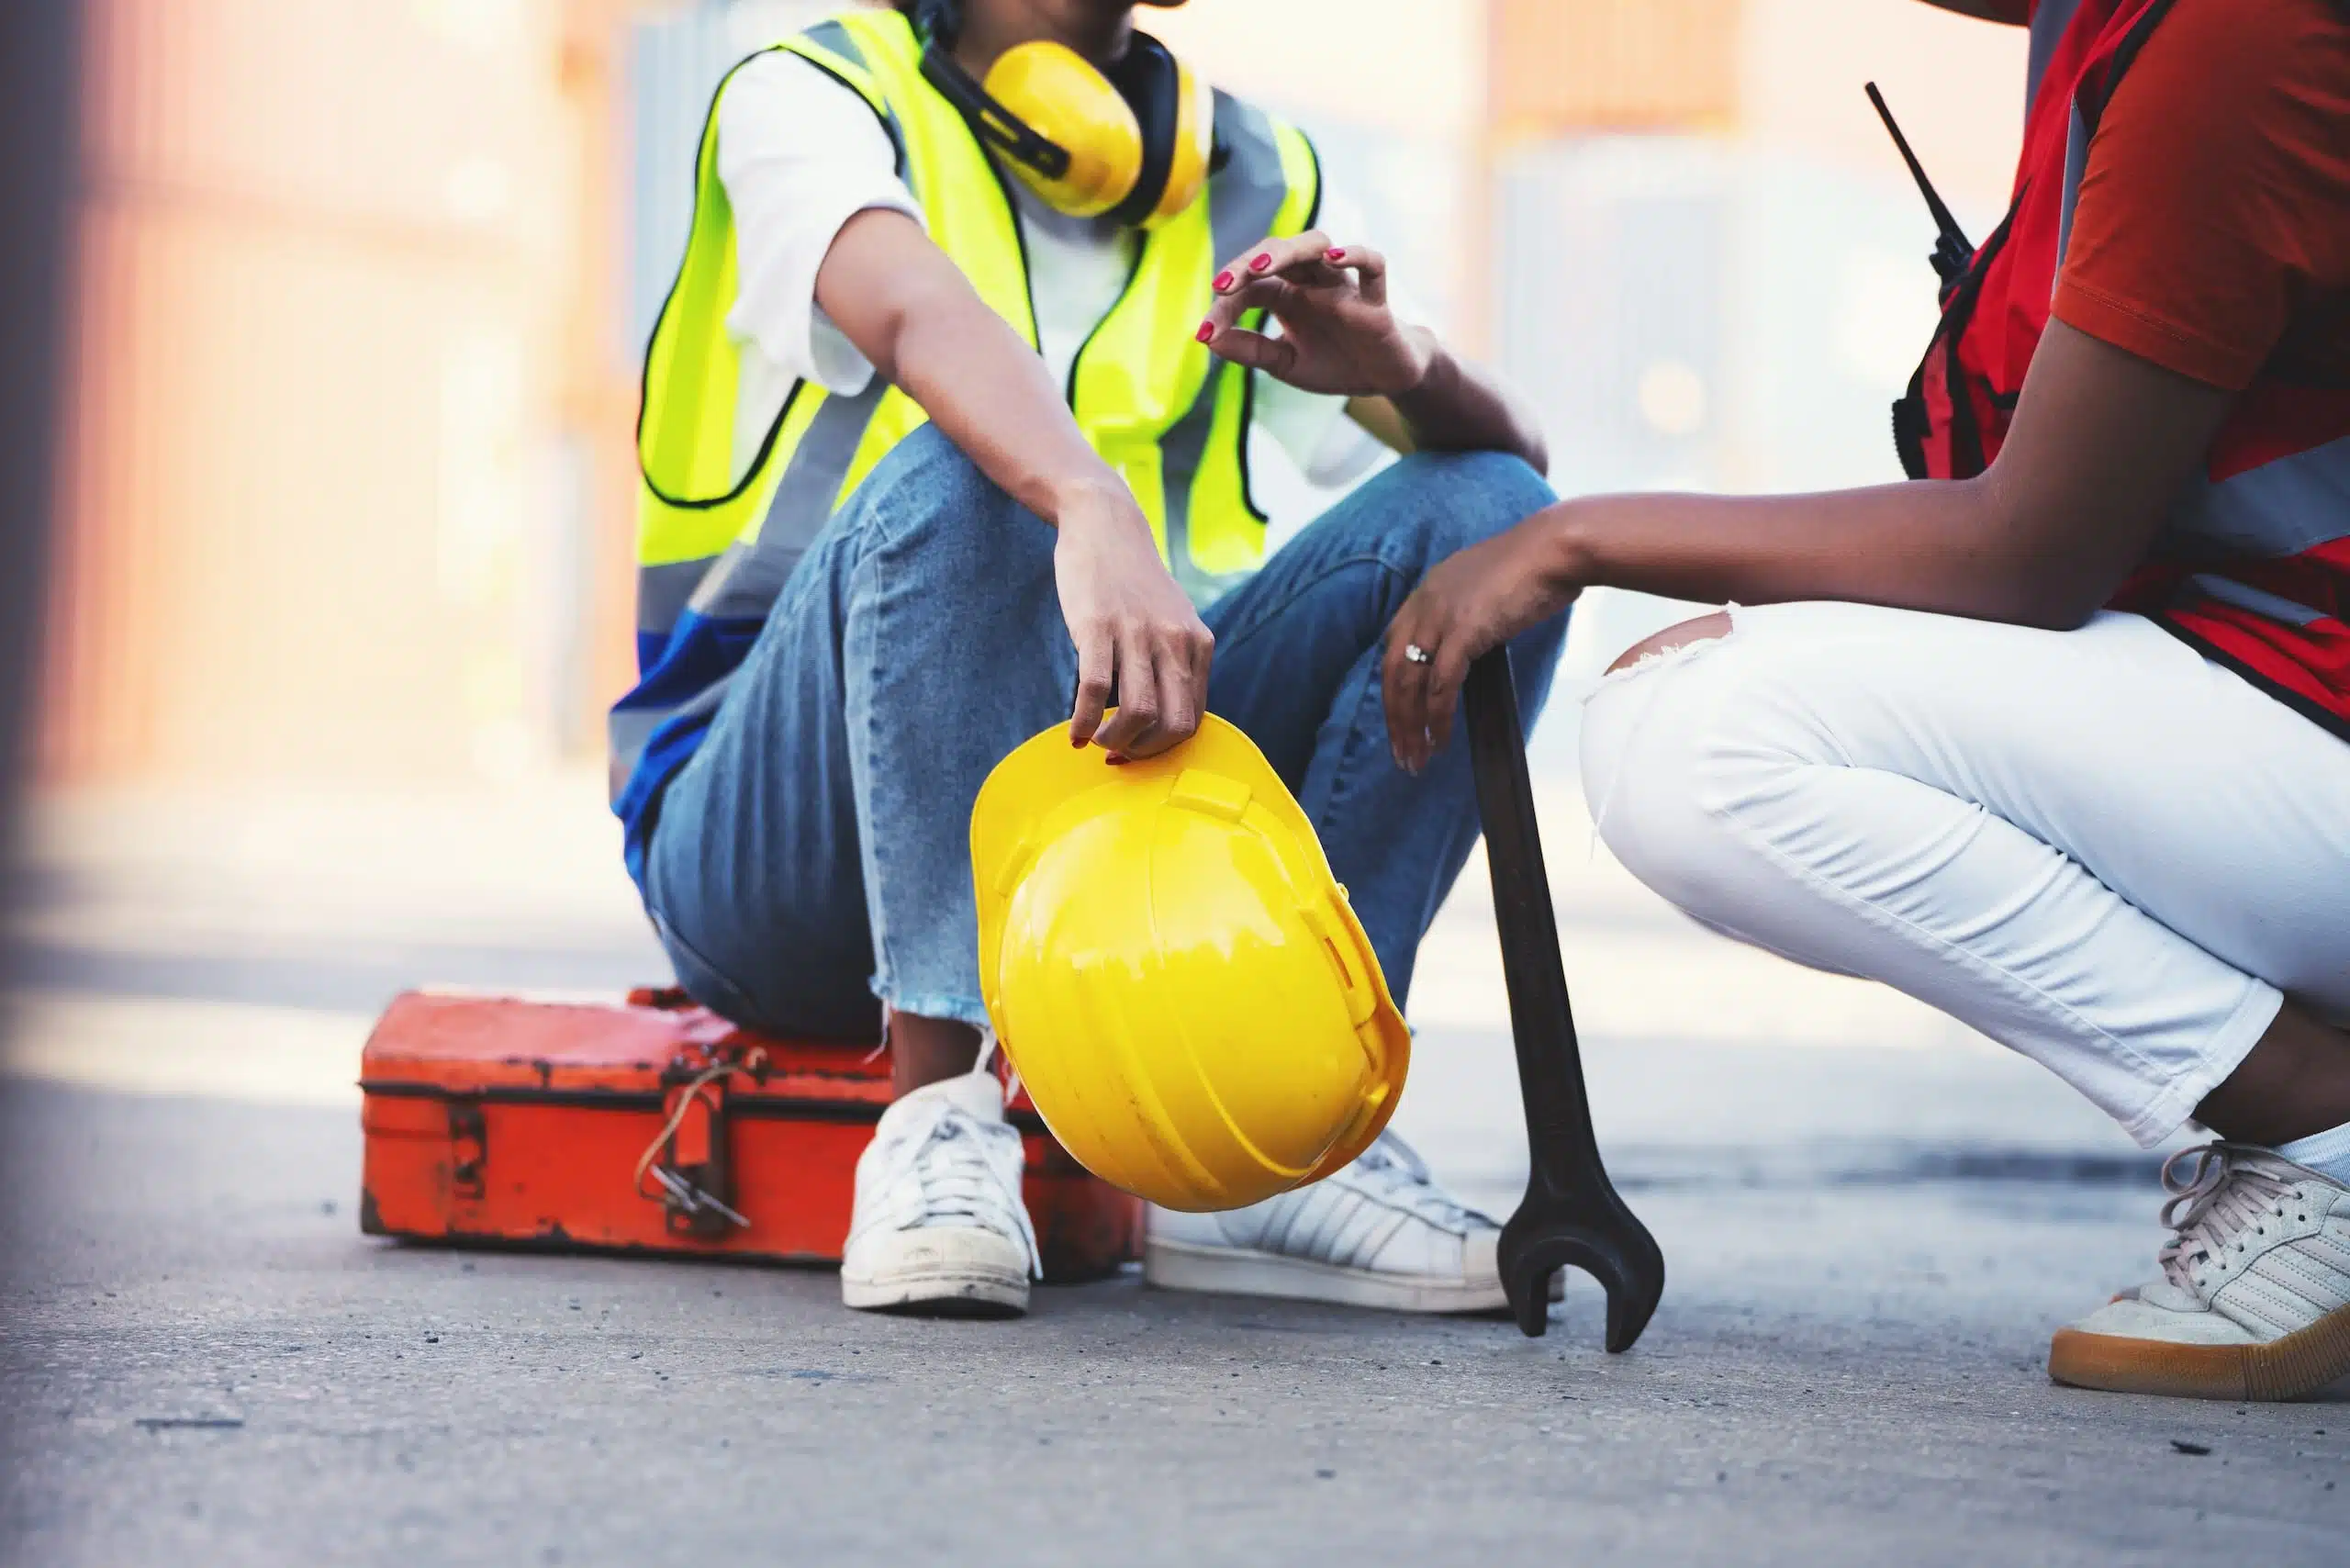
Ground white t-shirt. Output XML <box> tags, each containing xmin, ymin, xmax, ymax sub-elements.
<box><xmin>713</xmin><ymin>49</ymin><xmax>1393</xmax><ymax>492</ymax></box>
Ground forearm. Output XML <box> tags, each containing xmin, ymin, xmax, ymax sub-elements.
<box><xmin>1536</xmin><ymin>324</ymin><xmax>2229</xmax><ymax>625</ymax></box>
<box><xmin>1540</xmin><ymin>476</ymin><xmax>2109</xmax><ymax>630</ymax></box>
<box><xmin>817</xmin><ymin>209</ymin><xmax>1125</xmax><ymax>528</ymax></box>
<box><xmin>878</xmin><ymin>282</ymin><xmax>1125</xmax><ymax>524</ymax></box>
<box><xmin>1382</xmin><ymin>329</ymin><xmax>1550</xmax><ymax>474</ymax></box>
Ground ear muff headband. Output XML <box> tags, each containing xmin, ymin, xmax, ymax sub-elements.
<box><xmin>912</xmin><ymin>1</ymin><xmax>1212</xmax><ymax>227</ymax></box>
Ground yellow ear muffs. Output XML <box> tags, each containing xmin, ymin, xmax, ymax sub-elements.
<box><xmin>1144</xmin><ymin>58</ymin><xmax>1214</xmax><ymax>229</ymax></box>
<box><xmin>981</xmin><ymin>40</ymin><xmax>1145</xmax><ymax>220</ymax></box>
<box><xmin>957</xmin><ymin>29</ymin><xmax>1214</xmax><ymax>230</ymax></box>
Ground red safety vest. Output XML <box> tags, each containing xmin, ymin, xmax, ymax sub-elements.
<box><xmin>1894</xmin><ymin>0</ymin><xmax>2350</xmax><ymax>741</ymax></box>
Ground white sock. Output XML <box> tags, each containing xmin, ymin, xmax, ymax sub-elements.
<box><xmin>2276</xmin><ymin>1118</ymin><xmax>2350</xmax><ymax>1186</ymax></box>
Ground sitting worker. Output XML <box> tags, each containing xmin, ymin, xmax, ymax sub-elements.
<box><xmin>1373</xmin><ymin>0</ymin><xmax>2350</xmax><ymax>1400</ymax></box>
<box><xmin>612</xmin><ymin>0</ymin><xmax>1566</xmax><ymax>1317</ymax></box>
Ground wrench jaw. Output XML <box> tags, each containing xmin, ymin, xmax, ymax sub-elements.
<box><xmin>1498</xmin><ymin>1234</ymin><xmax>1567</xmax><ymax>1339</ymax></box>
<box><xmin>1497</xmin><ymin>1217</ymin><xmax>1667</xmax><ymax>1350</ymax></box>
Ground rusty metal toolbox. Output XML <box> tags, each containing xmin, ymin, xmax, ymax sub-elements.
<box><xmin>358</xmin><ymin>987</ymin><xmax>1141</xmax><ymax>1280</ymax></box>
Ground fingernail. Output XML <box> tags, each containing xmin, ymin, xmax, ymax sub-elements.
<box><xmin>1105</xmin><ymin>755</ymin><xmax>1127</xmax><ymax>767</ymax></box>
<box><xmin>1071</xmin><ymin>734</ymin><xmax>1086</xmax><ymax>748</ymax></box>
<box><xmin>1326</xmin><ymin>247</ymin><xmax>1345</xmax><ymax>261</ymax></box>
<box><xmin>1195</xmin><ymin>321</ymin><xmax>1214</xmax><ymax>343</ymax></box>
<box><xmin>1213</xmin><ymin>270</ymin><xmax>1234</xmax><ymax>291</ymax></box>
<box><xmin>1250</xmin><ymin>252</ymin><xmax>1272</xmax><ymax>271</ymax></box>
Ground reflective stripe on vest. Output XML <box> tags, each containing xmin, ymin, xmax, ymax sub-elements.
<box><xmin>1894</xmin><ymin>0</ymin><xmax>2350</xmax><ymax>742</ymax></box>
<box><xmin>613</xmin><ymin>8</ymin><xmax>1319</xmax><ymax>799</ymax></box>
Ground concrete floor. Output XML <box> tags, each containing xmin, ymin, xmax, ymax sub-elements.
<box><xmin>1</xmin><ymin>780</ymin><xmax>2342</xmax><ymax>1565</ymax></box>
<box><xmin>2</xmin><ymin>1079</ymin><xmax>2342</xmax><ymax>1568</ymax></box>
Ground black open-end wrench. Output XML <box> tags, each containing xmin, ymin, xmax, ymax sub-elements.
<box><xmin>1463</xmin><ymin>649</ymin><xmax>1666</xmax><ymax>1350</ymax></box>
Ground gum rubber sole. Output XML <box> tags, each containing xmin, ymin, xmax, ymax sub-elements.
<box><xmin>2049</xmin><ymin>1302</ymin><xmax>2350</xmax><ymax>1401</ymax></box>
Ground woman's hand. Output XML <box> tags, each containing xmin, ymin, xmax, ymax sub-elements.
<box><xmin>1381</xmin><ymin>513</ymin><xmax>1579</xmax><ymax>773</ymax></box>
<box><xmin>1053</xmin><ymin>478</ymin><xmax>1214</xmax><ymax>761</ymax></box>
<box><xmin>1197</xmin><ymin>230</ymin><xmax>1431</xmax><ymax>398</ymax></box>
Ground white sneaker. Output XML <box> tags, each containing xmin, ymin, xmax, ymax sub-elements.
<box><xmin>2049</xmin><ymin>1142</ymin><xmax>2350</xmax><ymax>1401</ymax></box>
<box><xmin>840</xmin><ymin>1064</ymin><xmax>1039</xmax><ymax>1317</ymax></box>
<box><xmin>1145</xmin><ymin>1130</ymin><xmax>1522</xmax><ymax>1314</ymax></box>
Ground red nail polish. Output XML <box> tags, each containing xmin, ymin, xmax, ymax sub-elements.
<box><xmin>1326</xmin><ymin>247</ymin><xmax>1345</xmax><ymax>261</ymax></box>
<box><xmin>1105</xmin><ymin>755</ymin><xmax>1127</xmax><ymax>767</ymax></box>
<box><xmin>1195</xmin><ymin>322</ymin><xmax>1214</xmax><ymax>342</ymax></box>
<box><xmin>1213</xmin><ymin>270</ymin><xmax>1234</xmax><ymax>290</ymax></box>
<box><xmin>1250</xmin><ymin>253</ymin><xmax>1272</xmax><ymax>271</ymax></box>
<box><xmin>1071</xmin><ymin>734</ymin><xmax>1086</xmax><ymax>748</ymax></box>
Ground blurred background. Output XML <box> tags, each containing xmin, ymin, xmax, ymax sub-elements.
<box><xmin>15</xmin><ymin>0</ymin><xmax>2131</xmax><ymax>1183</ymax></box>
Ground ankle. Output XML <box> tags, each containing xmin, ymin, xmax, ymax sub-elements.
<box><xmin>2194</xmin><ymin>1002</ymin><xmax>2350</xmax><ymax>1147</ymax></box>
<box><xmin>888</xmin><ymin>1011</ymin><xmax>984</xmax><ymax>1098</ymax></box>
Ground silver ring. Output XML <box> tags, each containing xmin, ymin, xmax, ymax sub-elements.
<box><xmin>1404</xmin><ymin>643</ymin><xmax>1432</xmax><ymax>666</ymax></box>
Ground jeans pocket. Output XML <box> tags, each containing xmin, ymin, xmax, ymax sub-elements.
<box><xmin>645</xmin><ymin>904</ymin><xmax>762</xmax><ymax>1026</ymax></box>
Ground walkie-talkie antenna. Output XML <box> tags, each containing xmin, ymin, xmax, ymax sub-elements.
<box><xmin>1865</xmin><ymin>81</ymin><xmax>1974</xmax><ymax>286</ymax></box>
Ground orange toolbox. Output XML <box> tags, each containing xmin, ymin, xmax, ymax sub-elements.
<box><xmin>358</xmin><ymin>987</ymin><xmax>1142</xmax><ymax>1280</ymax></box>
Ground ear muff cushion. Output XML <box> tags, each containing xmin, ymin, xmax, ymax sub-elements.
<box><xmin>1149</xmin><ymin>60</ymin><xmax>1214</xmax><ymax>228</ymax></box>
<box><xmin>982</xmin><ymin>40</ymin><xmax>1143</xmax><ymax>218</ymax></box>
<box><xmin>1102</xmin><ymin>33</ymin><xmax>1181</xmax><ymax>229</ymax></box>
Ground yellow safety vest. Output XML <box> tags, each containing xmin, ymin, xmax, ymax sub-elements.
<box><xmin>631</xmin><ymin>6</ymin><xmax>1322</xmax><ymax>655</ymax></box>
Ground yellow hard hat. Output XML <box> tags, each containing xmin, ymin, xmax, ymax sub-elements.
<box><xmin>970</xmin><ymin>716</ymin><xmax>1411</xmax><ymax>1213</ymax></box>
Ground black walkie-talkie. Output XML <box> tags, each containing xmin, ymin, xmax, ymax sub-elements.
<box><xmin>1865</xmin><ymin>82</ymin><xmax>1975</xmax><ymax>288</ymax></box>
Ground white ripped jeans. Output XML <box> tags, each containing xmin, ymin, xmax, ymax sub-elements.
<box><xmin>1579</xmin><ymin>603</ymin><xmax>2350</xmax><ymax>1148</ymax></box>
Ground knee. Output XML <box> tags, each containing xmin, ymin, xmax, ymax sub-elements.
<box><xmin>1575</xmin><ymin>638</ymin><xmax>1793</xmax><ymax>925</ymax></box>
<box><xmin>1605</xmin><ymin>612</ymin><xmax>1734</xmax><ymax>676</ymax></box>
<box><xmin>850</xmin><ymin>424</ymin><xmax>1040</xmax><ymax>559</ymax></box>
<box><xmin>1384</xmin><ymin>450</ymin><xmax>1557</xmax><ymax>555</ymax></box>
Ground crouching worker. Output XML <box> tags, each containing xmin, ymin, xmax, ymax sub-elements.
<box><xmin>1374</xmin><ymin>0</ymin><xmax>2350</xmax><ymax>1398</ymax></box>
<box><xmin>611</xmin><ymin>0</ymin><xmax>1565</xmax><ymax>1317</ymax></box>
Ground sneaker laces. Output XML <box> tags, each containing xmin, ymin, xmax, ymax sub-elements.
<box><xmin>870</xmin><ymin>1089</ymin><xmax>1041</xmax><ymax>1279</ymax></box>
<box><xmin>2155</xmin><ymin>1140</ymin><xmax>2318</xmax><ymax>1294</ymax></box>
<box><xmin>1345</xmin><ymin>1130</ymin><xmax>1495</xmax><ymax>1233</ymax></box>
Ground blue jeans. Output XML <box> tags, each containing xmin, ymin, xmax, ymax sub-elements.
<box><xmin>642</xmin><ymin>424</ymin><xmax>1566</xmax><ymax>1040</ymax></box>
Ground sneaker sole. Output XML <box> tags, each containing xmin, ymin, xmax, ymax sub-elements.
<box><xmin>2048</xmin><ymin>1301</ymin><xmax>2350</xmax><ymax>1402</ymax></box>
<box><xmin>841</xmin><ymin>1263</ymin><xmax>1029</xmax><ymax>1318</ymax></box>
<box><xmin>1144</xmin><ymin>1238</ymin><xmax>1509</xmax><ymax>1315</ymax></box>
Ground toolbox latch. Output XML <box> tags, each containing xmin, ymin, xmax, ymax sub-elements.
<box><xmin>447</xmin><ymin>1100</ymin><xmax>487</xmax><ymax>1199</ymax></box>
<box><xmin>643</xmin><ymin>1059</ymin><xmax>751</xmax><ymax>1239</ymax></box>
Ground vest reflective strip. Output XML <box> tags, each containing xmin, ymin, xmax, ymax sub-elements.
<box><xmin>2185</xmin><ymin>574</ymin><xmax>2328</xmax><ymax>628</ymax></box>
<box><xmin>607</xmin><ymin>676</ymin><xmax>733</xmax><ymax>804</ymax></box>
<box><xmin>689</xmin><ymin>382</ymin><xmax>887</xmax><ymax>622</ymax></box>
<box><xmin>1182</xmin><ymin>118</ymin><xmax>1319</xmax><ymax>592</ymax></box>
<box><xmin>2055</xmin><ymin>102</ymin><xmax>2089</xmax><ymax>276</ymax></box>
<box><xmin>1161</xmin><ymin>96</ymin><xmax>1301</xmax><ymax>605</ymax></box>
<box><xmin>801</xmin><ymin>17</ymin><xmax>861</xmax><ymax>67</ymax></box>
<box><xmin>2173</xmin><ymin>435</ymin><xmax>2350</xmax><ymax>560</ymax></box>
<box><xmin>2027</xmin><ymin>0</ymin><xmax>2087</xmax><ymax>110</ymax></box>
<box><xmin>638</xmin><ymin>556</ymin><xmax>714</xmax><ymax>635</ymax></box>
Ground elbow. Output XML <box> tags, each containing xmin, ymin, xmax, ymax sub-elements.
<box><xmin>2011</xmin><ymin>599</ymin><xmax>2100</xmax><ymax>633</ymax></box>
<box><xmin>1957</xmin><ymin>476</ymin><xmax>2127</xmax><ymax>633</ymax></box>
<box><xmin>1969</xmin><ymin>561</ymin><xmax>2117</xmax><ymax>633</ymax></box>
